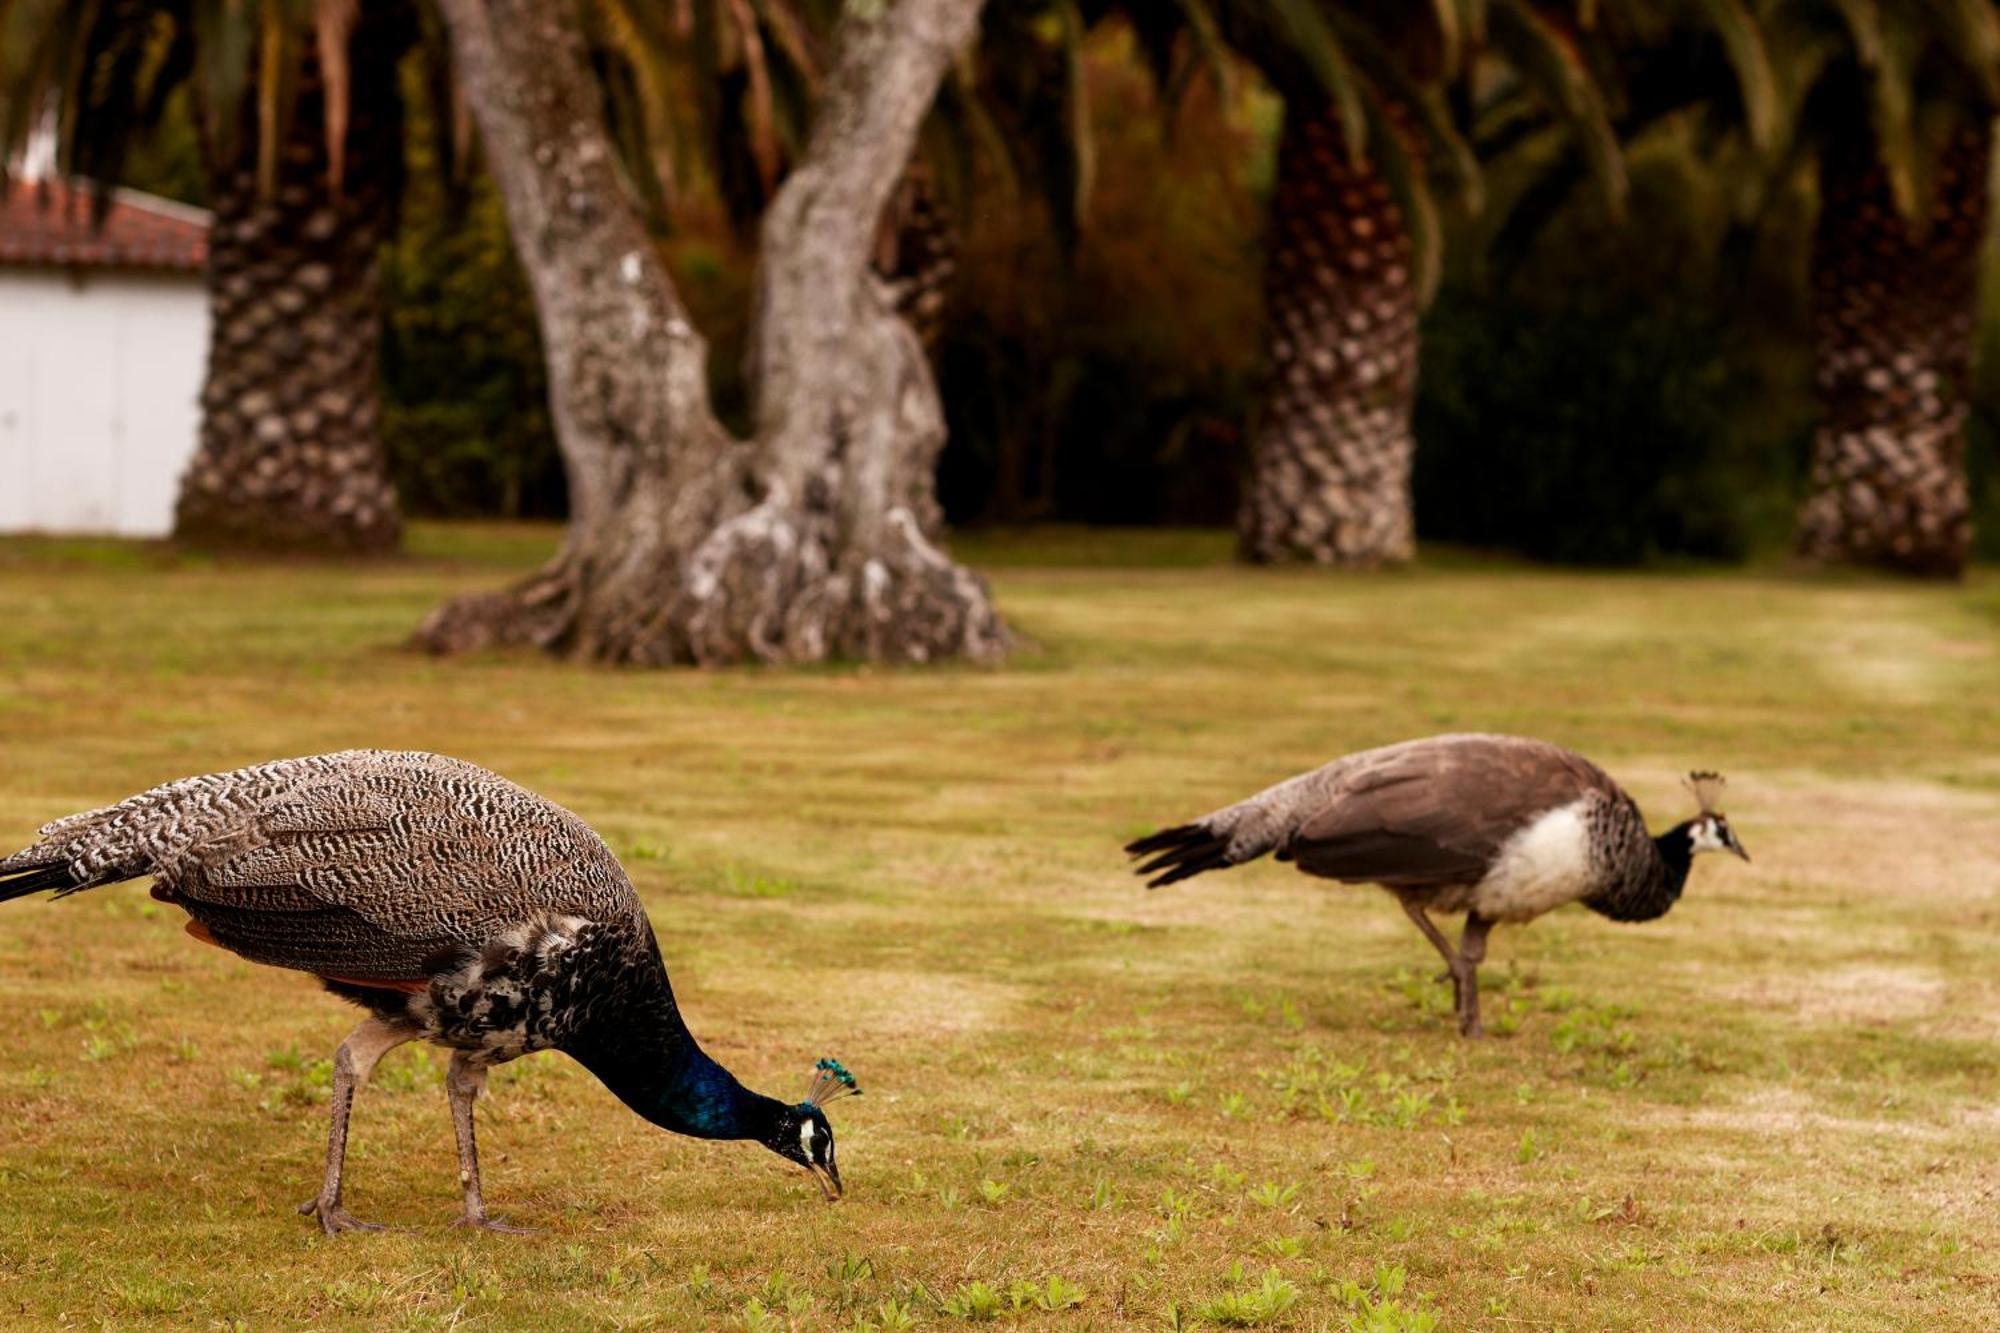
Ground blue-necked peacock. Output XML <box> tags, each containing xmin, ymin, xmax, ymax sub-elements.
<box><xmin>0</xmin><ymin>749</ymin><xmax>861</xmax><ymax>1233</ymax></box>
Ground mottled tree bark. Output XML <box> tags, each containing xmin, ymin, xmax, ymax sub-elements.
<box><xmin>1795</xmin><ymin>118</ymin><xmax>1990</xmax><ymax>579</ymax></box>
<box><xmin>1238</xmin><ymin>105</ymin><xmax>1418</xmax><ymax>567</ymax></box>
<box><xmin>417</xmin><ymin>0</ymin><xmax>1003</xmax><ymax>664</ymax></box>
<box><xmin>175</xmin><ymin>8</ymin><xmax>407</xmax><ymax>552</ymax></box>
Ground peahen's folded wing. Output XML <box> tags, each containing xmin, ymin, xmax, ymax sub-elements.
<box><xmin>1285</xmin><ymin>736</ymin><xmax>1611</xmax><ymax>890</ymax></box>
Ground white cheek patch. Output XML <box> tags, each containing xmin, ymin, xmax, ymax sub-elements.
<box><xmin>1690</xmin><ymin>821</ymin><xmax>1726</xmax><ymax>854</ymax></box>
<box><xmin>800</xmin><ymin>1119</ymin><xmax>816</xmax><ymax>1151</ymax></box>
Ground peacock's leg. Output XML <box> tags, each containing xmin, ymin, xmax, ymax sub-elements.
<box><xmin>300</xmin><ymin>1016</ymin><xmax>420</xmax><ymax>1235</ymax></box>
<box><xmin>447</xmin><ymin>1052</ymin><xmax>533</xmax><ymax>1233</ymax></box>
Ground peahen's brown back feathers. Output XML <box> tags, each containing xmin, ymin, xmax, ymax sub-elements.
<box><xmin>1283</xmin><ymin>737</ymin><xmax>1622</xmax><ymax>890</ymax></box>
<box><xmin>1128</xmin><ymin>734</ymin><xmax>1636</xmax><ymax>891</ymax></box>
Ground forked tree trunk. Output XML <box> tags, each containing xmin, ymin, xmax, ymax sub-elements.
<box><xmin>175</xmin><ymin>9</ymin><xmax>408</xmax><ymax>552</ymax></box>
<box><xmin>1794</xmin><ymin>118</ymin><xmax>1990</xmax><ymax>579</ymax></box>
<box><xmin>417</xmin><ymin>0</ymin><xmax>1004</xmax><ymax>664</ymax></box>
<box><xmin>1237</xmin><ymin>105</ymin><xmax>1418</xmax><ymax>567</ymax></box>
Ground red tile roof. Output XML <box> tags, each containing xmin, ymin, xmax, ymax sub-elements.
<box><xmin>0</xmin><ymin>176</ymin><xmax>208</xmax><ymax>272</ymax></box>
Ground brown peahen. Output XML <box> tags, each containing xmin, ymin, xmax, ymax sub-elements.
<box><xmin>1127</xmin><ymin>734</ymin><xmax>1748</xmax><ymax>1037</ymax></box>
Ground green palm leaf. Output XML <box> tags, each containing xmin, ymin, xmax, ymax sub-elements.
<box><xmin>1679</xmin><ymin>0</ymin><xmax>1778</xmax><ymax>148</ymax></box>
<box><xmin>1266</xmin><ymin>0</ymin><xmax>1370</xmax><ymax>162</ymax></box>
<box><xmin>1488</xmin><ymin>0</ymin><xmax>1628</xmax><ymax>215</ymax></box>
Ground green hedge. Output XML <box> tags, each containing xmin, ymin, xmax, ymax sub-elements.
<box><xmin>1412</xmin><ymin>292</ymin><xmax>1799</xmax><ymax>564</ymax></box>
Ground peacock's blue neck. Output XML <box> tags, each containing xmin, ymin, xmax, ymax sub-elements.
<box><xmin>561</xmin><ymin>933</ymin><xmax>785</xmax><ymax>1142</ymax></box>
<box><xmin>635</xmin><ymin>1044</ymin><xmax>783</xmax><ymax>1141</ymax></box>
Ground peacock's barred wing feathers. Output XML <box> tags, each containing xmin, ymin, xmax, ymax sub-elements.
<box><xmin>805</xmin><ymin>1058</ymin><xmax>861</xmax><ymax>1107</ymax></box>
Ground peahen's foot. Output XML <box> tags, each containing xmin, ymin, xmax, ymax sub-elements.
<box><xmin>454</xmin><ymin>1210</ymin><xmax>536</xmax><ymax>1235</ymax></box>
<box><xmin>299</xmin><ymin>1196</ymin><xmax>386</xmax><ymax>1235</ymax></box>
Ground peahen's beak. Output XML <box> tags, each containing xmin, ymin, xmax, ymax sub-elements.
<box><xmin>808</xmin><ymin>1159</ymin><xmax>842</xmax><ymax>1202</ymax></box>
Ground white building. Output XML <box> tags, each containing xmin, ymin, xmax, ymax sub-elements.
<box><xmin>0</xmin><ymin>177</ymin><xmax>210</xmax><ymax>537</ymax></box>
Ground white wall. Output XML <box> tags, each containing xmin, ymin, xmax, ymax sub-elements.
<box><xmin>0</xmin><ymin>268</ymin><xmax>208</xmax><ymax>538</ymax></box>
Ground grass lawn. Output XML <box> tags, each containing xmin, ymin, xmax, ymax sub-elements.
<box><xmin>1</xmin><ymin>524</ymin><xmax>1996</xmax><ymax>1330</ymax></box>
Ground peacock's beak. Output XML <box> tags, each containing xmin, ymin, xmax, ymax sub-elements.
<box><xmin>1727</xmin><ymin>832</ymin><xmax>1750</xmax><ymax>862</ymax></box>
<box><xmin>808</xmin><ymin>1159</ymin><xmax>842</xmax><ymax>1202</ymax></box>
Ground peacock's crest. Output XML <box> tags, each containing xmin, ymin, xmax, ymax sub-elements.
<box><xmin>805</xmin><ymin>1057</ymin><xmax>861</xmax><ymax>1108</ymax></box>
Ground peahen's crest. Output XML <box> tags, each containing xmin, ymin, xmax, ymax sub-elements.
<box><xmin>1683</xmin><ymin>771</ymin><xmax>1727</xmax><ymax>814</ymax></box>
<box><xmin>804</xmin><ymin>1057</ymin><xmax>862</xmax><ymax>1108</ymax></box>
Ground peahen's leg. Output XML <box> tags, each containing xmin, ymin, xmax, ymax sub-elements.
<box><xmin>1399</xmin><ymin>896</ymin><xmax>1464</xmax><ymax>1014</ymax></box>
<box><xmin>447</xmin><ymin>1052</ymin><xmax>533</xmax><ymax>1233</ymax></box>
<box><xmin>1456</xmin><ymin>914</ymin><xmax>1494</xmax><ymax>1039</ymax></box>
<box><xmin>300</xmin><ymin>1017</ymin><xmax>419</xmax><ymax>1234</ymax></box>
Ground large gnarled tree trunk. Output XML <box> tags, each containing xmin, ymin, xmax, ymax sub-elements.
<box><xmin>417</xmin><ymin>0</ymin><xmax>1003</xmax><ymax>664</ymax></box>
<box><xmin>175</xmin><ymin>8</ymin><xmax>408</xmax><ymax>552</ymax></box>
<box><xmin>1237</xmin><ymin>105</ymin><xmax>1418</xmax><ymax>567</ymax></box>
<box><xmin>1794</xmin><ymin>117</ymin><xmax>1990</xmax><ymax>579</ymax></box>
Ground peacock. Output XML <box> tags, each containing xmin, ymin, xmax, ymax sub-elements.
<box><xmin>0</xmin><ymin>750</ymin><xmax>860</xmax><ymax>1233</ymax></box>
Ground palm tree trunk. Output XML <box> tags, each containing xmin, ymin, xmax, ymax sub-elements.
<box><xmin>1794</xmin><ymin>117</ymin><xmax>1990</xmax><ymax>579</ymax></box>
<box><xmin>1238</xmin><ymin>104</ymin><xmax>1418</xmax><ymax>567</ymax></box>
<box><xmin>174</xmin><ymin>8</ymin><xmax>408</xmax><ymax>552</ymax></box>
<box><xmin>415</xmin><ymin>0</ymin><xmax>1004</xmax><ymax>665</ymax></box>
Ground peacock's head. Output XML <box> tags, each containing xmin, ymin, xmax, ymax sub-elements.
<box><xmin>1682</xmin><ymin>771</ymin><xmax>1749</xmax><ymax>862</ymax></box>
<box><xmin>766</xmin><ymin>1059</ymin><xmax>860</xmax><ymax>1201</ymax></box>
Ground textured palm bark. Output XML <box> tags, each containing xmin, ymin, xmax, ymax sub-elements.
<box><xmin>416</xmin><ymin>0</ymin><xmax>1003</xmax><ymax>665</ymax></box>
<box><xmin>1795</xmin><ymin>119</ymin><xmax>1990</xmax><ymax>579</ymax></box>
<box><xmin>174</xmin><ymin>10</ymin><xmax>406</xmax><ymax>552</ymax></box>
<box><xmin>1238</xmin><ymin>106</ymin><xmax>1419</xmax><ymax>567</ymax></box>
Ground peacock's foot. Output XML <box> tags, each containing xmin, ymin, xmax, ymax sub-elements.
<box><xmin>299</xmin><ymin>1196</ymin><xmax>387</xmax><ymax>1235</ymax></box>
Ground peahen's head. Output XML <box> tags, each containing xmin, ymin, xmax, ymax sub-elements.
<box><xmin>1677</xmin><ymin>771</ymin><xmax>1749</xmax><ymax>862</ymax></box>
<box><xmin>764</xmin><ymin>1059</ymin><xmax>860</xmax><ymax>1200</ymax></box>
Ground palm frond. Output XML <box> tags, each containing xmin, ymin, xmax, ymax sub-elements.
<box><xmin>724</xmin><ymin>0</ymin><xmax>779</xmax><ymax>190</ymax></box>
<box><xmin>1322</xmin><ymin>6</ymin><xmax>1482</xmax><ymax>213</ymax></box>
<box><xmin>1426</xmin><ymin>0</ymin><xmax>1464</xmax><ymax>78</ymax></box>
<box><xmin>930</xmin><ymin>58</ymin><xmax>1016</xmax><ymax>217</ymax></box>
<box><xmin>1488</xmin><ymin>0</ymin><xmax>1628</xmax><ymax>216</ymax></box>
<box><xmin>748</xmin><ymin>0</ymin><xmax>822</xmax><ymax>91</ymax></box>
<box><xmin>1356</xmin><ymin>82</ymin><xmax>1445</xmax><ymax>305</ymax></box>
<box><xmin>1677</xmin><ymin>0</ymin><xmax>1778</xmax><ymax>148</ymax></box>
<box><xmin>190</xmin><ymin>0</ymin><xmax>250</xmax><ymax>165</ymax></box>
<box><xmin>1169</xmin><ymin>0</ymin><xmax>1234</xmax><ymax>100</ymax></box>
<box><xmin>1825</xmin><ymin>0</ymin><xmax>1885</xmax><ymax>70</ymax></box>
<box><xmin>1918</xmin><ymin>0</ymin><xmax>2000</xmax><ymax>104</ymax></box>
<box><xmin>312</xmin><ymin>0</ymin><xmax>356</xmax><ymax>195</ymax></box>
<box><xmin>1055</xmin><ymin>0</ymin><xmax>1094</xmax><ymax>220</ymax></box>
<box><xmin>1864</xmin><ymin>14</ymin><xmax>1920</xmax><ymax>216</ymax></box>
<box><xmin>1266</xmin><ymin>0</ymin><xmax>1370</xmax><ymax>162</ymax></box>
<box><xmin>253</xmin><ymin>0</ymin><xmax>299</xmax><ymax>197</ymax></box>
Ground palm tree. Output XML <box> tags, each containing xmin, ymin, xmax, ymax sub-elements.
<box><xmin>3</xmin><ymin>0</ymin><xmax>415</xmax><ymax>551</ymax></box>
<box><xmin>1120</xmin><ymin>1</ymin><xmax>1771</xmax><ymax>567</ymax></box>
<box><xmin>1761</xmin><ymin>1</ymin><xmax>2000</xmax><ymax>577</ymax></box>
